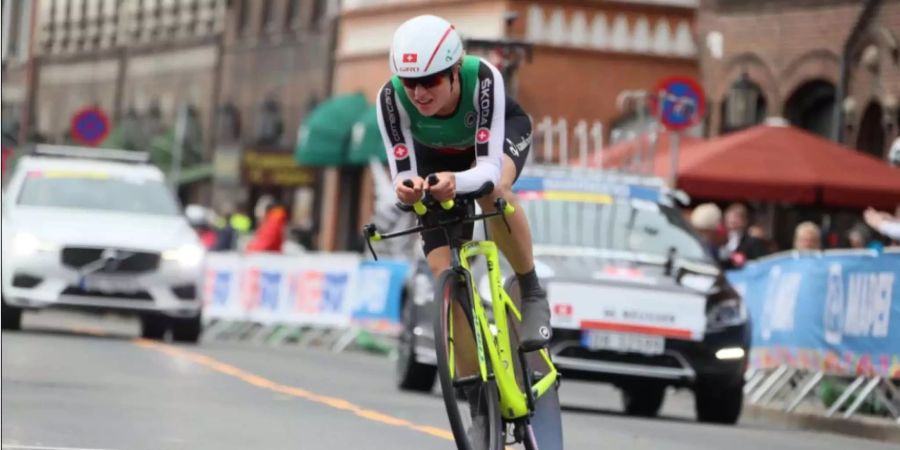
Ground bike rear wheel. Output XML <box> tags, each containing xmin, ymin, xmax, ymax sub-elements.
<box><xmin>434</xmin><ymin>269</ymin><xmax>504</xmax><ymax>450</ymax></box>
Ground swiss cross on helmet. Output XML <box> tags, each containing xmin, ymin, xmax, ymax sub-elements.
<box><xmin>390</xmin><ymin>15</ymin><xmax>463</xmax><ymax>77</ymax></box>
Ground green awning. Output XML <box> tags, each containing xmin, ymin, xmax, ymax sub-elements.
<box><xmin>347</xmin><ymin>106</ymin><xmax>388</xmax><ymax>166</ymax></box>
<box><xmin>295</xmin><ymin>93</ymin><xmax>370</xmax><ymax>167</ymax></box>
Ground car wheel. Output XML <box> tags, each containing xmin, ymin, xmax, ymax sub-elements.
<box><xmin>172</xmin><ymin>314</ymin><xmax>202</xmax><ymax>344</ymax></box>
<box><xmin>695</xmin><ymin>381</ymin><xmax>743</xmax><ymax>424</ymax></box>
<box><xmin>621</xmin><ymin>382</ymin><xmax>666</xmax><ymax>417</ymax></box>
<box><xmin>1</xmin><ymin>298</ymin><xmax>23</xmax><ymax>331</ymax></box>
<box><xmin>395</xmin><ymin>298</ymin><xmax>436</xmax><ymax>392</ymax></box>
<box><xmin>140</xmin><ymin>315</ymin><xmax>167</xmax><ymax>340</ymax></box>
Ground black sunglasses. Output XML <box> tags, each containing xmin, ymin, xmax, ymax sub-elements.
<box><xmin>399</xmin><ymin>67</ymin><xmax>453</xmax><ymax>90</ymax></box>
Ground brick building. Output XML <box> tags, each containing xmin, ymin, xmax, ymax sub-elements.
<box><xmin>3</xmin><ymin>0</ymin><xmax>38</xmax><ymax>146</ymax></box>
<box><xmin>695</xmin><ymin>0</ymin><xmax>900</xmax><ymax>249</ymax></box>
<box><xmin>2</xmin><ymin>1</ymin><xmax>336</xmax><ymax>222</ymax></box>
<box><xmin>1</xmin><ymin>0</ymin><xmax>228</xmax><ymax>202</ymax></box>
<box><xmin>698</xmin><ymin>0</ymin><xmax>900</xmax><ymax>159</ymax></box>
<box><xmin>215</xmin><ymin>0</ymin><xmax>335</xmax><ymax>240</ymax></box>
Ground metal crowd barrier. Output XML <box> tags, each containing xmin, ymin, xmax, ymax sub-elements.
<box><xmin>744</xmin><ymin>366</ymin><xmax>900</xmax><ymax>422</ymax></box>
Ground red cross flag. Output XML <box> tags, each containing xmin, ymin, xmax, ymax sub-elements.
<box><xmin>402</xmin><ymin>53</ymin><xmax>418</xmax><ymax>63</ymax></box>
<box><xmin>393</xmin><ymin>144</ymin><xmax>409</xmax><ymax>159</ymax></box>
<box><xmin>476</xmin><ymin>128</ymin><xmax>490</xmax><ymax>143</ymax></box>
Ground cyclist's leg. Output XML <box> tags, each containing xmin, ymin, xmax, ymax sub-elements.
<box><xmin>476</xmin><ymin>115</ymin><xmax>551</xmax><ymax>350</ymax></box>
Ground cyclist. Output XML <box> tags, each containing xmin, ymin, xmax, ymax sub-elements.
<box><xmin>376</xmin><ymin>15</ymin><xmax>551</xmax><ymax>351</ymax></box>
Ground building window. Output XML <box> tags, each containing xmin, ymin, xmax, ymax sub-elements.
<box><xmin>310</xmin><ymin>0</ymin><xmax>326</xmax><ymax>29</ymax></box>
<box><xmin>236</xmin><ymin>0</ymin><xmax>249</xmax><ymax>34</ymax></box>
<box><xmin>261</xmin><ymin>0</ymin><xmax>276</xmax><ymax>31</ymax></box>
<box><xmin>2</xmin><ymin>0</ymin><xmax>22</xmax><ymax>59</ymax></box>
<box><xmin>285</xmin><ymin>0</ymin><xmax>302</xmax><ymax>28</ymax></box>
<box><xmin>255</xmin><ymin>99</ymin><xmax>284</xmax><ymax>146</ymax></box>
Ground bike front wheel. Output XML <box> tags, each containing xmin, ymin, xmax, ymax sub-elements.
<box><xmin>433</xmin><ymin>269</ymin><xmax>504</xmax><ymax>450</ymax></box>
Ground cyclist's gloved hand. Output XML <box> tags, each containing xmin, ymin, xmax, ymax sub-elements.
<box><xmin>426</xmin><ymin>171</ymin><xmax>456</xmax><ymax>202</ymax></box>
<box><xmin>397</xmin><ymin>176</ymin><xmax>426</xmax><ymax>205</ymax></box>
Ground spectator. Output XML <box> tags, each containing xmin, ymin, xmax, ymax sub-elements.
<box><xmin>690</xmin><ymin>203</ymin><xmax>722</xmax><ymax>261</ymax></box>
<box><xmin>793</xmin><ymin>221</ymin><xmax>821</xmax><ymax>250</ymax></box>
<box><xmin>720</xmin><ymin>203</ymin><xmax>769</xmax><ymax>269</ymax></box>
<box><xmin>246</xmin><ymin>203</ymin><xmax>288</xmax><ymax>253</ymax></box>
<box><xmin>253</xmin><ymin>194</ymin><xmax>275</xmax><ymax>228</ymax></box>
<box><xmin>748</xmin><ymin>223</ymin><xmax>778</xmax><ymax>253</ymax></box>
<box><xmin>863</xmin><ymin>207</ymin><xmax>900</xmax><ymax>242</ymax></box>
<box><xmin>844</xmin><ymin>222</ymin><xmax>884</xmax><ymax>251</ymax></box>
<box><xmin>213</xmin><ymin>204</ymin><xmax>252</xmax><ymax>251</ymax></box>
<box><xmin>185</xmin><ymin>204</ymin><xmax>218</xmax><ymax>249</ymax></box>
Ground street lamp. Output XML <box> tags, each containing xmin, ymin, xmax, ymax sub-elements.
<box><xmin>724</xmin><ymin>72</ymin><xmax>761</xmax><ymax>131</ymax></box>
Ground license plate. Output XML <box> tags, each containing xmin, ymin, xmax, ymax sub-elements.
<box><xmin>79</xmin><ymin>276</ymin><xmax>139</xmax><ymax>294</ymax></box>
<box><xmin>582</xmin><ymin>330</ymin><xmax>665</xmax><ymax>355</ymax></box>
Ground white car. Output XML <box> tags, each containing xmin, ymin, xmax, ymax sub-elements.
<box><xmin>1</xmin><ymin>145</ymin><xmax>205</xmax><ymax>342</ymax></box>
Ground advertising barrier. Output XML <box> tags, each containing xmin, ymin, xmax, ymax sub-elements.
<box><xmin>727</xmin><ymin>249</ymin><xmax>900</xmax><ymax>379</ymax></box>
<box><xmin>202</xmin><ymin>252</ymin><xmax>410</xmax><ymax>335</ymax></box>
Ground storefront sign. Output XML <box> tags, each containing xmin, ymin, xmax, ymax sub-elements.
<box><xmin>242</xmin><ymin>149</ymin><xmax>317</xmax><ymax>187</ymax></box>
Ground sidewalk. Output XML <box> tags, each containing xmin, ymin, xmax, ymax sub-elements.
<box><xmin>743</xmin><ymin>402</ymin><xmax>900</xmax><ymax>444</ymax></box>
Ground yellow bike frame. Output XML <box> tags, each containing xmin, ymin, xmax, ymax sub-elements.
<box><xmin>456</xmin><ymin>240</ymin><xmax>559</xmax><ymax>420</ymax></box>
<box><xmin>368</xmin><ymin>196</ymin><xmax>558</xmax><ymax>421</ymax></box>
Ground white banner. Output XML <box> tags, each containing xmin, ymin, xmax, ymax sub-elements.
<box><xmin>202</xmin><ymin>252</ymin><xmax>362</xmax><ymax>327</ymax></box>
<box><xmin>203</xmin><ymin>253</ymin><xmax>245</xmax><ymax>321</ymax></box>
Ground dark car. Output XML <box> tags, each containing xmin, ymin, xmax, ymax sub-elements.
<box><xmin>393</xmin><ymin>167</ymin><xmax>750</xmax><ymax>424</ymax></box>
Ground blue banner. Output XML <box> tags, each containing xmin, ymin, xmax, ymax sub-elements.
<box><xmin>351</xmin><ymin>260</ymin><xmax>409</xmax><ymax>326</ymax></box>
<box><xmin>727</xmin><ymin>250</ymin><xmax>900</xmax><ymax>378</ymax></box>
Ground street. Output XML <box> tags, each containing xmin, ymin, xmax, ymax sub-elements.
<box><xmin>1</xmin><ymin>311</ymin><xmax>894</xmax><ymax>450</ymax></box>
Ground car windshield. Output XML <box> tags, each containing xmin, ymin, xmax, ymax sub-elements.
<box><xmin>17</xmin><ymin>170</ymin><xmax>180</xmax><ymax>216</ymax></box>
<box><xmin>522</xmin><ymin>197</ymin><xmax>709</xmax><ymax>261</ymax></box>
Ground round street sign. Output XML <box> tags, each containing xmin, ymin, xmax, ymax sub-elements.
<box><xmin>651</xmin><ymin>76</ymin><xmax>706</xmax><ymax>131</ymax></box>
<box><xmin>70</xmin><ymin>106</ymin><xmax>111</xmax><ymax>146</ymax></box>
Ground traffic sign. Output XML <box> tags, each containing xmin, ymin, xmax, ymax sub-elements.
<box><xmin>70</xmin><ymin>106</ymin><xmax>111</xmax><ymax>146</ymax></box>
<box><xmin>651</xmin><ymin>76</ymin><xmax>706</xmax><ymax>131</ymax></box>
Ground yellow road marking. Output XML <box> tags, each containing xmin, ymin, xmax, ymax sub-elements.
<box><xmin>131</xmin><ymin>339</ymin><xmax>457</xmax><ymax>442</ymax></box>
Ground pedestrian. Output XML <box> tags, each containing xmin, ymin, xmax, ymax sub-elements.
<box><xmin>719</xmin><ymin>203</ymin><xmax>769</xmax><ymax>269</ymax></box>
<box><xmin>213</xmin><ymin>203</ymin><xmax>251</xmax><ymax>251</ymax></box>
<box><xmin>793</xmin><ymin>221</ymin><xmax>821</xmax><ymax>250</ymax></box>
<box><xmin>690</xmin><ymin>203</ymin><xmax>722</xmax><ymax>261</ymax></box>
<box><xmin>748</xmin><ymin>222</ymin><xmax>778</xmax><ymax>253</ymax></box>
<box><xmin>246</xmin><ymin>202</ymin><xmax>288</xmax><ymax>253</ymax></box>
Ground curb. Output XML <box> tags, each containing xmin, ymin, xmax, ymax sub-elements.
<box><xmin>744</xmin><ymin>404</ymin><xmax>900</xmax><ymax>444</ymax></box>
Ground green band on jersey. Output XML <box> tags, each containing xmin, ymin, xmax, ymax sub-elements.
<box><xmin>391</xmin><ymin>55</ymin><xmax>481</xmax><ymax>149</ymax></box>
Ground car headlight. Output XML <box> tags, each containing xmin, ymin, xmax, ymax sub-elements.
<box><xmin>707</xmin><ymin>298</ymin><xmax>747</xmax><ymax>329</ymax></box>
<box><xmin>13</xmin><ymin>232</ymin><xmax>58</xmax><ymax>256</ymax></box>
<box><xmin>162</xmin><ymin>244</ymin><xmax>205</xmax><ymax>267</ymax></box>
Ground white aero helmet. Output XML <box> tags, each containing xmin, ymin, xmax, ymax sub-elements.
<box><xmin>390</xmin><ymin>15</ymin><xmax>463</xmax><ymax>77</ymax></box>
